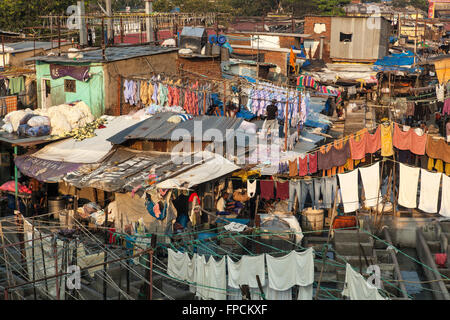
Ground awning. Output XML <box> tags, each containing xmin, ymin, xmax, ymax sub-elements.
<box><xmin>156</xmin><ymin>153</ymin><xmax>240</xmax><ymax>189</ymax></box>
<box><xmin>15</xmin><ymin>155</ymin><xmax>83</xmax><ymax>182</ymax></box>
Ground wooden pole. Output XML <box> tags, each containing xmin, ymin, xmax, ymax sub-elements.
<box><xmin>117</xmin><ymin>75</ymin><xmax>122</xmax><ymax>116</ymax></box>
<box><xmin>101</xmin><ymin>17</ymin><xmax>106</xmax><ymax>61</ymax></box>
<box><xmin>103</xmin><ymin>206</ymin><xmax>109</xmax><ymax>300</ymax></box>
<box><xmin>53</xmin><ymin>235</ymin><xmax>60</xmax><ymax>300</ymax></box>
<box><xmin>223</xmin><ymin>82</ymin><xmax>227</xmax><ymax>116</ymax></box>
<box><xmin>120</xmin><ymin>17</ymin><xmax>124</xmax><ymax>43</ymax></box>
<box><xmin>2</xmin><ymin>35</ymin><xmax>5</xmax><ymax>69</ymax></box>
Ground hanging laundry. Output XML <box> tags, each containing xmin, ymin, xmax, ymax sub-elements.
<box><xmin>194</xmin><ymin>255</ymin><xmax>207</xmax><ymax>299</ymax></box>
<box><xmin>436</xmin><ymin>84</ymin><xmax>445</xmax><ymax>102</ymax></box>
<box><xmin>227</xmin><ymin>255</ymin><xmax>266</xmax><ymax>289</ymax></box>
<box><xmin>341</xmin><ymin>263</ymin><xmax>386</xmax><ymax>300</ymax></box>
<box><xmin>380</xmin><ymin>122</ymin><xmax>394</xmax><ymax>157</ymax></box>
<box><xmin>260</xmin><ymin>180</ymin><xmax>274</xmax><ymax>200</ymax></box>
<box><xmin>167</xmin><ymin>248</ymin><xmax>190</xmax><ymax>281</ymax></box>
<box><xmin>289</xmin><ymin>159</ymin><xmax>298</xmax><ymax>177</ymax></box>
<box><xmin>443</xmin><ymin>97</ymin><xmax>450</xmax><ymax>116</ymax></box>
<box><xmin>393</xmin><ymin>123</ymin><xmax>427</xmax><ymax>155</ymax></box>
<box><xmin>140</xmin><ymin>81</ymin><xmax>149</xmax><ymax>105</ymax></box>
<box><xmin>314</xmin><ymin>176</ymin><xmax>337</xmax><ymax>209</ymax></box>
<box><xmin>338</xmin><ymin>169</ymin><xmax>360</xmax><ymax>213</ymax></box>
<box><xmin>418</xmin><ymin>169</ymin><xmax>442</xmax><ymax>213</ymax></box>
<box><xmin>426</xmin><ymin>136</ymin><xmax>450</xmax><ymax>164</ymax></box>
<box><xmin>358</xmin><ymin>162</ymin><xmax>380</xmax><ymax>208</ymax></box>
<box><xmin>439</xmin><ymin>174</ymin><xmax>450</xmax><ymax>217</ymax></box>
<box><xmin>398</xmin><ymin>163</ymin><xmax>420</xmax><ymax>209</ymax></box>
<box><xmin>365</xmin><ymin>126</ymin><xmax>381</xmax><ymax>154</ymax></box>
<box><xmin>308</xmin><ymin>152</ymin><xmax>318</xmax><ymax>174</ymax></box>
<box><xmin>265</xmin><ymin>248</ymin><xmax>314</xmax><ymax>300</ymax></box>
<box><xmin>288</xmin><ymin>180</ymin><xmax>301</xmax><ymax>213</ymax></box>
<box><xmin>298</xmin><ymin>155</ymin><xmax>308</xmax><ymax>176</ymax></box>
<box><xmin>405</xmin><ymin>101</ymin><xmax>415</xmax><ymax>116</ymax></box>
<box><xmin>247</xmin><ymin>180</ymin><xmax>257</xmax><ymax>198</ymax></box>
<box><xmin>204</xmin><ymin>256</ymin><xmax>226</xmax><ymax>300</ymax></box>
<box><xmin>276</xmin><ymin>181</ymin><xmax>289</xmax><ymax>200</ymax></box>
<box><xmin>318</xmin><ymin>141</ymin><xmax>351</xmax><ymax>171</ymax></box>
<box><xmin>349</xmin><ymin>128</ymin><xmax>368</xmax><ymax>160</ymax></box>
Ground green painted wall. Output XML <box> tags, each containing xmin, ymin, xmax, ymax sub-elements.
<box><xmin>35</xmin><ymin>61</ymin><xmax>104</xmax><ymax>117</ymax></box>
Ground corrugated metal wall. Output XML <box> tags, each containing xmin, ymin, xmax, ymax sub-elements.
<box><xmin>330</xmin><ymin>17</ymin><xmax>389</xmax><ymax>61</ymax></box>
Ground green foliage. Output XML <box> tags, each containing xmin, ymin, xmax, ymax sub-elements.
<box><xmin>0</xmin><ymin>0</ymin><xmax>89</xmax><ymax>32</ymax></box>
<box><xmin>312</xmin><ymin>0</ymin><xmax>351</xmax><ymax>16</ymax></box>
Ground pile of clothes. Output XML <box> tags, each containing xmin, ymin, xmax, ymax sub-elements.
<box><xmin>1</xmin><ymin>101</ymin><xmax>95</xmax><ymax>137</ymax></box>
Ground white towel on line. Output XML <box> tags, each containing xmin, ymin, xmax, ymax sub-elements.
<box><xmin>418</xmin><ymin>169</ymin><xmax>442</xmax><ymax>213</ymax></box>
<box><xmin>358</xmin><ymin>162</ymin><xmax>380</xmax><ymax>208</ymax></box>
<box><xmin>338</xmin><ymin>169</ymin><xmax>360</xmax><ymax>213</ymax></box>
<box><xmin>398</xmin><ymin>163</ymin><xmax>420</xmax><ymax>209</ymax></box>
<box><xmin>440</xmin><ymin>174</ymin><xmax>450</xmax><ymax>217</ymax></box>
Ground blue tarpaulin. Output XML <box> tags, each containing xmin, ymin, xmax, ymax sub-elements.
<box><xmin>373</xmin><ymin>51</ymin><xmax>422</xmax><ymax>73</ymax></box>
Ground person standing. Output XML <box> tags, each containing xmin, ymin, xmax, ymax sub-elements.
<box><xmin>262</xmin><ymin>99</ymin><xmax>279</xmax><ymax>136</ymax></box>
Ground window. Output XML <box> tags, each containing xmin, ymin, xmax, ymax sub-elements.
<box><xmin>340</xmin><ymin>32</ymin><xmax>353</xmax><ymax>42</ymax></box>
<box><xmin>64</xmin><ymin>79</ymin><xmax>76</xmax><ymax>93</ymax></box>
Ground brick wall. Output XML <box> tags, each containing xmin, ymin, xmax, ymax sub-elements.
<box><xmin>304</xmin><ymin>16</ymin><xmax>332</xmax><ymax>62</ymax></box>
<box><xmin>227</xmin><ymin>32</ymin><xmax>299</xmax><ymax>50</ymax></box>
<box><xmin>232</xmin><ymin>48</ymin><xmax>288</xmax><ymax>75</ymax></box>
<box><xmin>304</xmin><ymin>16</ymin><xmax>332</xmax><ymax>41</ymax></box>
<box><xmin>177</xmin><ymin>56</ymin><xmax>222</xmax><ymax>80</ymax></box>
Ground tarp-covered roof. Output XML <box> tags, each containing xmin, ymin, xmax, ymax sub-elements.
<box><xmin>32</xmin><ymin>115</ymin><xmax>147</xmax><ymax>164</ymax></box>
<box><xmin>373</xmin><ymin>51</ymin><xmax>422</xmax><ymax>73</ymax></box>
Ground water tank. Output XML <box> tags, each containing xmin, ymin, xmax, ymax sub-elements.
<box><xmin>179</xmin><ymin>27</ymin><xmax>207</xmax><ymax>54</ymax></box>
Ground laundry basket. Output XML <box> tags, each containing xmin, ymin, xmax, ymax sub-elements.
<box><xmin>301</xmin><ymin>208</ymin><xmax>324</xmax><ymax>236</ymax></box>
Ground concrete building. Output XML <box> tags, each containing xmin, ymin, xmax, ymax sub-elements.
<box><xmin>29</xmin><ymin>45</ymin><xmax>178</xmax><ymax>117</ymax></box>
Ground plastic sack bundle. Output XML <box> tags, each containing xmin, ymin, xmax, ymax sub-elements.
<box><xmin>1</xmin><ymin>122</ymin><xmax>13</xmax><ymax>133</ymax></box>
<box><xmin>19</xmin><ymin>113</ymin><xmax>37</xmax><ymax>126</ymax></box>
<box><xmin>26</xmin><ymin>125</ymin><xmax>51</xmax><ymax>137</ymax></box>
<box><xmin>18</xmin><ymin>124</ymin><xmax>31</xmax><ymax>136</ymax></box>
<box><xmin>27</xmin><ymin>116</ymin><xmax>50</xmax><ymax>127</ymax></box>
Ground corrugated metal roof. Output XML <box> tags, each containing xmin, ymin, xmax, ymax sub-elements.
<box><xmin>180</xmin><ymin>27</ymin><xmax>207</xmax><ymax>38</ymax></box>
<box><xmin>108</xmin><ymin>113</ymin><xmax>244</xmax><ymax>143</ymax></box>
<box><xmin>63</xmin><ymin>148</ymin><xmax>178</xmax><ymax>192</ymax></box>
<box><xmin>28</xmin><ymin>45</ymin><xmax>178</xmax><ymax>64</ymax></box>
<box><xmin>4</xmin><ymin>41</ymin><xmax>59</xmax><ymax>54</ymax></box>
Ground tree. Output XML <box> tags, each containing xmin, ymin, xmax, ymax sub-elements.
<box><xmin>313</xmin><ymin>0</ymin><xmax>351</xmax><ymax>16</ymax></box>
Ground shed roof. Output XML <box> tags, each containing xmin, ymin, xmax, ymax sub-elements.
<box><xmin>28</xmin><ymin>45</ymin><xmax>178</xmax><ymax>64</ymax></box>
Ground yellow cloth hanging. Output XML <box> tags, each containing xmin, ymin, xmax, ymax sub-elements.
<box><xmin>232</xmin><ymin>169</ymin><xmax>261</xmax><ymax>182</ymax></box>
<box><xmin>435</xmin><ymin>159</ymin><xmax>444</xmax><ymax>173</ymax></box>
<box><xmin>428</xmin><ymin>158</ymin><xmax>434</xmax><ymax>171</ymax></box>
<box><xmin>446</xmin><ymin>163</ymin><xmax>450</xmax><ymax>176</ymax></box>
<box><xmin>380</xmin><ymin>122</ymin><xmax>394</xmax><ymax>157</ymax></box>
